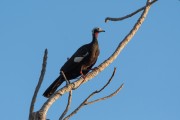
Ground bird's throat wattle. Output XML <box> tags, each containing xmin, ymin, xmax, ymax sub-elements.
<box><xmin>94</xmin><ymin>32</ymin><xmax>99</xmax><ymax>38</ymax></box>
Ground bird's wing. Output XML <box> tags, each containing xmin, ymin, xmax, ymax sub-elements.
<box><xmin>73</xmin><ymin>50</ymin><xmax>89</xmax><ymax>63</ymax></box>
<box><xmin>60</xmin><ymin>44</ymin><xmax>89</xmax><ymax>73</ymax></box>
<box><xmin>72</xmin><ymin>44</ymin><xmax>89</xmax><ymax>63</ymax></box>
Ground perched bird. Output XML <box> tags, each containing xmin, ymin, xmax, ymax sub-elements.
<box><xmin>43</xmin><ymin>27</ymin><xmax>105</xmax><ymax>98</ymax></box>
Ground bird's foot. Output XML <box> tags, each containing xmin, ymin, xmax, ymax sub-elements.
<box><xmin>80</xmin><ymin>75</ymin><xmax>86</xmax><ymax>85</ymax></box>
<box><xmin>91</xmin><ymin>67</ymin><xmax>98</xmax><ymax>71</ymax></box>
<box><xmin>80</xmin><ymin>71</ymin><xmax>86</xmax><ymax>80</ymax></box>
<box><xmin>81</xmin><ymin>75</ymin><xmax>86</xmax><ymax>79</ymax></box>
<box><xmin>87</xmin><ymin>67</ymin><xmax>98</xmax><ymax>71</ymax></box>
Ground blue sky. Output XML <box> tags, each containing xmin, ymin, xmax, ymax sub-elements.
<box><xmin>0</xmin><ymin>0</ymin><xmax>180</xmax><ymax>120</ymax></box>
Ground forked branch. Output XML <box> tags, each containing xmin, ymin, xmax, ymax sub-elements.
<box><xmin>63</xmin><ymin>68</ymin><xmax>124</xmax><ymax>120</ymax></box>
<box><xmin>86</xmin><ymin>83</ymin><xmax>124</xmax><ymax>105</ymax></box>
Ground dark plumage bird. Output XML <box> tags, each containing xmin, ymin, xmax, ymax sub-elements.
<box><xmin>43</xmin><ymin>27</ymin><xmax>105</xmax><ymax>98</ymax></box>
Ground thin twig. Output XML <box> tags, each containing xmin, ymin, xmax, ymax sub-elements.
<box><xmin>95</xmin><ymin>67</ymin><xmax>116</xmax><ymax>93</ymax></box>
<box><xmin>29</xmin><ymin>49</ymin><xmax>48</xmax><ymax>120</ymax></box>
<box><xmin>105</xmin><ymin>0</ymin><xmax>157</xmax><ymax>22</ymax></box>
<box><xmin>64</xmin><ymin>68</ymin><xmax>117</xmax><ymax>120</ymax></box>
<box><xmin>59</xmin><ymin>71</ymin><xmax>73</xmax><ymax>120</ymax></box>
<box><xmin>63</xmin><ymin>92</ymin><xmax>94</xmax><ymax>120</ymax></box>
<box><xmin>59</xmin><ymin>91</ymin><xmax>72</xmax><ymax>120</ymax></box>
<box><xmin>61</xmin><ymin>71</ymin><xmax>70</xmax><ymax>84</ymax></box>
<box><xmin>86</xmin><ymin>83</ymin><xmax>124</xmax><ymax>105</ymax></box>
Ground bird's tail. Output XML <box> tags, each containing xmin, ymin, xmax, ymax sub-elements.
<box><xmin>43</xmin><ymin>76</ymin><xmax>64</xmax><ymax>98</ymax></box>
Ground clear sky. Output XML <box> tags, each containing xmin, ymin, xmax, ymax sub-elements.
<box><xmin>0</xmin><ymin>0</ymin><xmax>180</xmax><ymax>120</ymax></box>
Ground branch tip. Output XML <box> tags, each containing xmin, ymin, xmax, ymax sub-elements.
<box><xmin>104</xmin><ymin>0</ymin><xmax>157</xmax><ymax>22</ymax></box>
<box><xmin>29</xmin><ymin>48</ymin><xmax>48</xmax><ymax>120</ymax></box>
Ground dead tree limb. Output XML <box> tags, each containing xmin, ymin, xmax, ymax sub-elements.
<box><xmin>63</xmin><ymin>68</ymin><xmax>118</xmax><ymax>120</ymax></box>
<box><xmin>86</xmin><ymin>83</ymin><xmax>124</xmax><ymax>105</ymax></box>
<box><xmin>29</xmin><ymin>49</ymin><xmax>48</xmax><ymax>120</ymax></box>
<box><xmin>61</xmin><ymin>71</ymin><xmax>70</xmax><ymax>85</ymax></box>
<box><xmin>105</xmin><ymin>0</ymin><xmax>157</xmax><ymax>22</ymax></box>
<box><xmin>59</xmin><ymin>71</ymin><xmax>73</xmax><ymax>120</ymax></box>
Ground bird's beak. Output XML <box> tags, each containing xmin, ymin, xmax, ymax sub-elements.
<box><xmin>99</xmin><ymin>28</ymin><xmax>105</xmax><ymax>32</ymax></box>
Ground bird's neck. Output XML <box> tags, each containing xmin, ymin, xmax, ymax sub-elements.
<box><xmin>92</xmin><ymin>32</ymin><xmax>99</xmax><ymax>43</ymax></box>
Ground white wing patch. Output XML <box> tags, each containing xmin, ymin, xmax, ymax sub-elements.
<box><xmin>74</xmin><ymin>57</ymin><xmax>84</xmax><ymax>63</ymax></box>
<box><xmin>74</xmin><ymin>52</ymin><xmax>89</xmax><ymax>63</ymax></box>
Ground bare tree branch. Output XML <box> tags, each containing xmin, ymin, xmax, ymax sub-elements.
<box><xmin>64</xmin><ymin>68</ymin><xmax>117</xmax><ymax>120</ymax></box>
<box><xmin>61</xmin><ymin>71</ymin><xmax>70</xmax><ymax>85</ymax></box>
<box><xmin>94</xmin><ymin>68</ymin><xmax>117</xmax><ymax>92</ymax></box>
<box><xmin>86</xmin><ymin>83</ymin><xmax>124</xmax><ymax>105</ymax></box>
<box><xmin>29</xmin><ymin>49</ymin><xmax>48</xmax><ymax>120</ymax></box>
<box><xmin>59</xmin><ymin>90</ymin><xmax>72</xmax><ymax>120</ymax></box>
<box><xmin>105</xmin><ymin>0</ymin><xmax>157</xmax><ymax>22</ymax></box>
<box><xmin>59</xmin><ymin>71</ymin><xmax>73</xmax><ymax>120</ymax></box>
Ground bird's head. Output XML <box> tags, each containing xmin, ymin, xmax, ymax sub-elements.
<box><xmin>92</xmin><ymin>27</ymin><xmax>105</xmax><ymax>38</ymax></box>
<box><xmin>92</xmin><ymin>27</ymin><xmax>105</xmax><ymax>33</ymax></box>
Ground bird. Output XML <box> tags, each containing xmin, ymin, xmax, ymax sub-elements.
<box><xmin>43</xmin><ymin>27</ymin><xmax>105</xmax><ymax>98</ymax></box>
